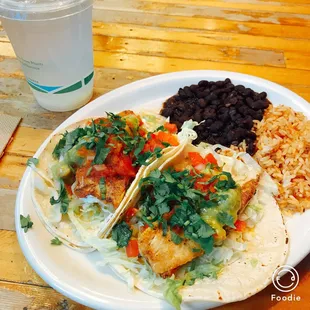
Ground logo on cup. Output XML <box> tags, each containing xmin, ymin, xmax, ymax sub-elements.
<box><xmin>272</xmin><ymin>265</ymin><xmax>299</xmax><ymax>293</ymax></box>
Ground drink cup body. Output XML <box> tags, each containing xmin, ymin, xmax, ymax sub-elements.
<box><xmin>1</xmin><ymin>5</ymin><xmax>94</xmax><ymax>112</ymax></box>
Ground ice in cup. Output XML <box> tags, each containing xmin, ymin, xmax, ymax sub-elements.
<box><xmin>0</xmin><ymin>0</ymin><xmax>94</xmax><ymax>112</ymax></box>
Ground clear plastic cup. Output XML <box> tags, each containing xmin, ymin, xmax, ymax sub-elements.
<box><xmin>0</xmin><ymin>0</ymin><xmax>94</xmax><ymax>112</ymax></box>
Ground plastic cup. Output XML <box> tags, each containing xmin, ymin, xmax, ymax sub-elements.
<box><xmin>0</xmin><ymin>0</ymin><xmax>94</xmax><ymax>112</ymax></box>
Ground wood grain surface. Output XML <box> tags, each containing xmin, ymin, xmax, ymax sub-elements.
<box><xmin>0</xmin><ymin>0</ymin><xmax>309</xmax><ymax>308</ymax></box>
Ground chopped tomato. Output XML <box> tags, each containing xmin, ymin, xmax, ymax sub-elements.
<box><xmin>163</xmin><ymin>208</ymin><xmax>175</xmax><ymax>221</ymax></box>
<box><xmin>205</xmin><ymin>153</ymin><xmax>217</xmax><ymax>165</ymax></box>
<box><xmin>143</xmin><ymin>138</ymin><xmax>164</xmax><ymax>153</ymax></box>
<box><xmin>156</xmin><ymin>131</ymin><xmax>179</xmax><ymax>146</ymax></box>
<box><xmin>64</xmin><ymin>183</ymin><xmax>73</xmax><ymax>196</ymax></box>
<box><xmin>164</xmin><ymin>122</ymin><xmax>178</xmax><ymax>134</ymax></box>
<box><xmin>140</xmin><ymin>224</ymin><xmax>149</xmax><ymax>232</ymax></box>
<box><xmin>172</xmin><ymin>225</ymin><xmax>183</xmax><ymax>235</ymax></box>
<box><xmin>114</xmin><ymin>154</ymin><xmax>137</xmax><ymax>177</ymax></box>
<box><xmin>126</xmin><ymin>239</ymin><xmax>139</xmax><ymax>257</ymax></box>
<box><xmin>125</xmin><ymin>207</ymin><xmax>138</xmax><ymax>222</ymax></box>
<box><xmin>188</xmin><ymin>152</ymin><xmax>206</xmax><ymax>167</ymax></box>
<box><xmin>138</xmin><ymin>128</ymin><xmax>147</xmax><ymax>137</ymax></box>
<box><xmin>194</xmin><ymin>175</ymin><xmax>214</xmax><ymax>192</ymax></box>
<box><xmin>234</xmin><ymin>220</ymin><xmax>247</xmax><ymax>232</ymax></box>
<box><xmin>209</xmin><ymin>183</ymin><xmax>216</xmax><ymax>193</ymax></box>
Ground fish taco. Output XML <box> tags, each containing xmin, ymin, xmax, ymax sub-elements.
<box><xmin>91</xmin><ymin>143</ymin><xmax>288</xmax><ymax>309</ymax></box>
<box><xmin>29</xmin><ymin>111</ymin><xmax>197</xmax><ymax>251</ymax></box>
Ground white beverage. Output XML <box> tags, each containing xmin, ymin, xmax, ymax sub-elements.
<box><xmin>0</xmin><ymin>0</ymin><xmax>94</xmax><ymax>112</ymax></box>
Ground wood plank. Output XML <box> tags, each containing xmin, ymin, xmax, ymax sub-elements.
<box><xmin>0</xmin><ymin>230</ymin><xmax>47</xmax><ymax>286</ymax></box>
<box><xmin>92</xmin><ymin>22</ymin><xmax>310</xmax><ymax>53</ymax></box>
<box><xmin>0</xmin><ymin>281</ymin><xmax>89</xmax><ymax>309</ymax></box>
<box><xmin>92</xmin><ymin>9</ymin><xmax>310</xmax><ymax>39</ymax></box>
<box><xmin>94</xmin><ymin>0</ymin><xmax>310</xmax><ymax>27</ymax></box>
<box><xmin>0</xmin><ymin>41</ymin><xmax>14</xmax><ymax>58</ymax></box>
<box><xmin>93</xmin><ymin>35</ymin><xmax>285</xmax><ymax>67</ymax></box>
<box><xmin>0</xmin><ymin>153</ymin><xmax>27</xmax><ymax>188</ymax></box>
<box><xmin>93</xmin><ymin>51</ymin><xmax>310</xmax><ymax>85</ymax></box>
<box><xmin>141</xmin><ymin>0</ymin><xmax>310</xmax><ymax>15</ymax></box>
<box><xmin>6</xmin><ymin>126</ymin><xmax>51</xmax><ymax>157</ymax></box>
<box><xmin>0</xmin><ymin>189</ymin><xmax>17</xmax><ymax>231</ymax></box>
<box><xmin>283</xmin><ymin>84</ymin><xmax>310</xmax><ymax>102</ymax></box>
<box><xmin>285</xmin><ymin>51</ymin><xmax>310</xmax><ymax>70</ymax></box>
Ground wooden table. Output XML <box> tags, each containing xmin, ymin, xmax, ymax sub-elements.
<box><xmin>1</xmin><ymin>0</ymin><xmax>309</xmax><ymax>309</ymax></box>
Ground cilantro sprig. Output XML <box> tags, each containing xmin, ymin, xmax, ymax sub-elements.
<box><xmin>111</xmin><ymin>221</ymin><xmax>132</xmax><ymax>248</ymax></box>
<box><xmin>50</xmin><ymin>179</ymin><xmax>70</xmax><ymax>214</ymax></box>
<box><xmin>139</xmin><ymin>169</ymin><xmax>215</xmax><ymax>253</ymax></box>
<box><xmin>20</xmin><ymin>214</ymin><xmax>33</xmax><ymax>233</ymax></box>
<box><xmin>51</xmin><ymin>237</ymin><xmax>62</xmax><ymax>245</ymax></box>
<box><xmin>27</xmin><ymin>158</ymin><xmax>39</xmax><ymax>167</ymax></box>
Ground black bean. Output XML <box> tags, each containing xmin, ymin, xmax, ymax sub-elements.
<box><xmin>210</xmin><ymin>85</ymin><xmax>217</xmax><ymax>91</ymax></box>
<box><xmin>244</xmin><ymin>88</ymin><xmax>253</xmax><ymax>96</ymax></box>
<box><xmin>211</xmin><ymin>99</ymin><xmax>221</xmax><ymax>106</ymax></box>
<box><xmin>198</xmin><ymin>80</ymin><xmax>208</xmax><ymax>87</ymax></box>
<box><xmin>227</xmin><ymin>97</ymin><xmax>238</xmax><ymax>105</ymax></box>
<box><xmin>221</xmin><ymin>93</ymin><xmax>228</xmax><ymax>100</ymax></box>
<box><xmin>190</xmin><ymin>84</ymin><xmax>199</xmax><ymax>92</ymax></box>
<box><xmin>240</xmin><ymin>115</ymin><xmax>253</xmax><ymax>129</ymax></box>
<box><xmin>203</xmin><ymin>108</ymin><xmax>217</xmax><ymax>119</ymax></box>
<box><xmin>205</xmin><ymin>94</ymin><xmax>216</xmax><ymax>103</ymax></box>
<box><xmin>252</xmin><ymin>92</ymin><xmax>260</xmax><ymax>101</ymax></box>
<box><xmin>161</xmin><ymin>108</ymin><xmax>173</xmax><ymax>117</ymax></box>
<box><xmin>204</xmin><ymin>119</ymin><xmax>214</xmax><ymax>127</ymax></box>
<box><xmin>247</xmin><ymin>131</ymin><xmax>257</xmax><ymax>140</ymax></box>
<box><xmin>184</xmin><ymin>86</ymin><xmax>194</xmax><ymax>98</ymax></box>
<box><xmin>235</xmin><ymin>85</ymin><xmax>245</xmax><ymax>93</ymax></box>
<box><xmin>217</xmin><ymin>112</ymin><xmax>230</xmax><ymax>123</ymax></box>
<box><xmin>178</xmin><ymin>88</ymin><xmax>187</xmax><ymax>99</ymax></box>
<box><xmin>253</xmin><ymin>110</ymin><xmax>263</xmax><ymax>121</ymax></box>
<box><xmin>193</xmin><ymin>111</ymin><xmax>203</xmax><ymax>123</ymax></box>
<box><xmin>196</xmin><ymin>91</ymin><xmax>205</xmax><ymax>99</ymax></box>
<box><xmin>224</xmin><ymin>78</ymin><xmax>231</xmax><ymax>84</ymax></box>
<box><xmin>259</xmin><ymin>92</ymin><xmax>267</xmax><ymax>100</ymax></box>
<box><xmin>246</xmin><ymin>141</ymin><xmax>255</xmax><ymax>155</ymax></box>
<box><xmin>210</xmin><ymin>121</ymin><xmax>224</xmax><ymax>133</ymax></box>
<box><xmin>198</xmin><ymin>98</ymin><xmax>207</xmax><ymax>108</ymax></box>
<box><xmin>215</xmin><ymin>81</ymin><xmax>225</xmax><ymax>87</ymax></box>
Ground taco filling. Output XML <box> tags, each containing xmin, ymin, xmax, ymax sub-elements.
<box><xmin>50</xmin><ymin>111</ymin><xmax>179</xmax><ymax>210</ymax></box>
<box><xmin>112</xmin><ymin>150</ymin><xmax>259</xmax><ymax>278</ymax></box>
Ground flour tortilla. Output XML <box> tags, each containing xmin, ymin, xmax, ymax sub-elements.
<box><xmin>105</xmin><ymin>144</ymin><xmax>288</xmax><ymax>308</ymax></box>
<box><xmin>31</xmin><ymin>117</ymin><xmax>182</xmax><ymax>252</ymax></box>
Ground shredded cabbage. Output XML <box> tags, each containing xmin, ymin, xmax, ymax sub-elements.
<box><xmin>68</xmin><ymin>197</ymin><xmax>114</xmax><ymax>235</ymax></box>
<box><xmin>239</xmin><ymin>203</ymin><xmax>264</xmax><ymax>228</ymax></box>
<box><xmin>139</xmin><ymin>110</ymin><xmax>167</xmax><ymax>132</ymax></box>
<box><xmin>164</xmin><ymin>279</ymin><xmax>183</xmax><ymax>310</ymax></box>
<box><xmin>177</xmin><ymin>120</ymin><xmax>199</xmax><ymax>143</ymax></box>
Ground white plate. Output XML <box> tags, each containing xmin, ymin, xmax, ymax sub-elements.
<box><xmin>16</xmin><ymin>71</ymin><xmax>310</xmax><ymax>310</ymax></box>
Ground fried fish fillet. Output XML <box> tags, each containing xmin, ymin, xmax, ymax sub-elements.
<box><xmin>105</xmin><ymin>176</ymin><xmax>130</xmax><ymax>207</ymax></box>
<box><xmin>74</xmin><ymin>167</ymin><xmax>129</xmax><ymax>207</ymax></box>
<box><xmin>239</xmin><ymin>176</ymin><xmax>260</xmax><ymax>215</ymax></box>
<box><xmin>138</xmin><ymin>226</ymin><xmax>203</xmax><ymax>276</ymax></box>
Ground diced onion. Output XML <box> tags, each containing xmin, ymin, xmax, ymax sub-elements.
<box><xmin>195</xmin><ymin>163</ymin><xmax>205</xmax><ymax>171</ymax></box>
